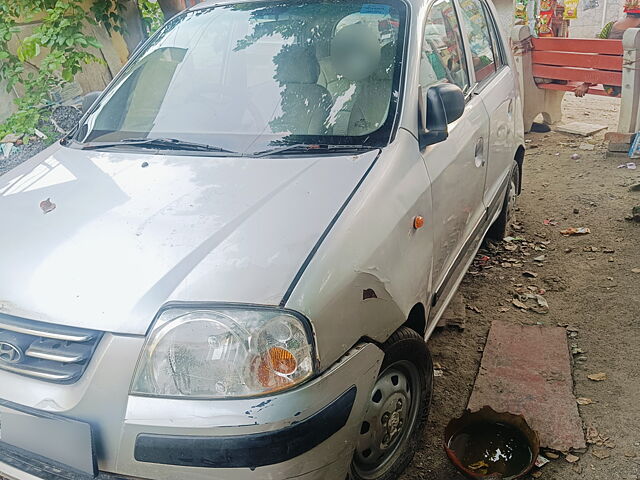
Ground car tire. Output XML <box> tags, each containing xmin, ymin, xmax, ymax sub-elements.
<box><xmin>488</xmin><ymin>160</ymin><xmax>520</xmax><ymax>241</ymax></box>
<box><xmin>349</xmin><ymin>327</ymin><xmax>433</xmax><ymax>480</ymax></box>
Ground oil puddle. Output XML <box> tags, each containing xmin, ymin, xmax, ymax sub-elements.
<box><xmin>447</xmin><ymin>421</ymin><xmax>533</xmax><ymax>477</ymax></box>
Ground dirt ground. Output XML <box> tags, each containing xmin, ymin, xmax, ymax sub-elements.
<box><xmin>401</xmin><ymin>94</ymin><xmax>640</xmax><ymax>480</ymax></box>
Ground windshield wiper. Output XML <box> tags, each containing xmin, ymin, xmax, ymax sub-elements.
<box><xmin>79</xmin><ymin>137</ymin><xmax>238</xmax><ymax>154</ymax></box>
<box><xmin>252</xmin><ymin>144</ymin><xmax>378</xmax><ymax>158</ymax></box>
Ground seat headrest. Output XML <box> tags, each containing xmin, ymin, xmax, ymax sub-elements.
<box><xmin>274</xmin><ymin>46</ymin><xmax>321</xmax><ymax>84</ymax></box>
<box><xmin>331</xmin><ymin>23</ymin><xmax>382</xmax><ymax>81</ymax></box>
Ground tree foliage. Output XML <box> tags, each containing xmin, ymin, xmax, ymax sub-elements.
<box><xmin>0</xmin><ymin>0</ymin><xmax>163</xmax><ymax>140</ymax></box>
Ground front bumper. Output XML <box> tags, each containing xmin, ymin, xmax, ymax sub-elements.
<box><xmin>0</xmin><ymin>342</ymin><xmax>383</xmax><ymax>480</ymax></box>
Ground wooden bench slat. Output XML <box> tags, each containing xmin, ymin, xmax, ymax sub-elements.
<box><xmin>537</xmin><ymin>82</ymin><xmax>618</xmax><ymax>96</ymax></box>
<box><xmin>532</xmin><ymin>37</ymin><xmax>623</xmax><ymax>55</ymax></box>
<box><xmin>532</xmin><ymin>64</ymin><xmax>622</xmax><ymax>86</ymax></box>
<box><xmin>532</xmin><ymin>51</ymin><xmax>623</xmax><ymax>71</ymax></box>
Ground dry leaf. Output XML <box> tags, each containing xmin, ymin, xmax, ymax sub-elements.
<box><xmin>565</xmin><ymin>453</ymin><xmax>580</xmax><ymax>463</ymax></box>
<box><xmin>466</xmin><ymin>305</ymin><xmax>482</xmax><ymax>314</ymax></box>
<box><xmin>39</xmin><ymin>198</ymin><xmax>56</xmax><ymax>214</ymax></box>
<box><xmin>576</xmin><ymin>397</ymin><xmax>594</xmax><ymax>405</ymax></box>
<box><xmin>591</xmin><ymin>449</ymin><xmax>610</xmax><ymax>460</ymax></box>
<box><xmin>632</xmin><ymin>268</ymin><xmax>640</xmax><ymax>274</ymax></box>
<box><xmin>586</xmin><ymin>426</ymin><xmax>600</xmax><ymax>444</ymax></box>
<box><xmin>588</xmin><ymin>372</ymin><xmax>607</xmax><ymax>381</ymax></box>
<box><xmin>512</xmin><ymin>298</ymin><xmax>529</xmax><ymax>310</ymax></box>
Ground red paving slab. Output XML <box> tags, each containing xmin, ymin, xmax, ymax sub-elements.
<box><xmin>468</xmin><ymin>321</ymin><xmax>586</xmax><ymax>451</ymax></box>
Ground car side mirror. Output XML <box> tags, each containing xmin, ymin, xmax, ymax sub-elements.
<box><xmin>81</xmin><ymin>91</ymin><xmax>102</xmax><ymax>114</ymax></box>
<box><xmin>418</xmin><ymin>83</ymin><xmax>465</xmax><ymax>149</ymax></box>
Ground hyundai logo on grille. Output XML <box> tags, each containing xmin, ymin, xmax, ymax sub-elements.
<box><xmin>0</xmin><ymin>342</ymin><xmax>23</xmax><ymax>364</ymax></box>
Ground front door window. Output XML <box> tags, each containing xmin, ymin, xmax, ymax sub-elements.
<box><xmin>420</xmin><ymin>0</ymin><xmax>470</xmax><ymax>92</ymax></box>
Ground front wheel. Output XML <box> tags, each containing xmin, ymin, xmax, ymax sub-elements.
<box><xmin>350</xmin><ymin>327</ymin><xmax>433</xmax><ymax>480</ymax></box>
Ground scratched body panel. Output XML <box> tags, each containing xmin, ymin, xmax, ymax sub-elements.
<box><xmin>284</xmin><ymin>130</ymin><xmax>435</xmax><ymax>371</ymax></box>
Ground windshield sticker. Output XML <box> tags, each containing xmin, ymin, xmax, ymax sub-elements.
<box><xmin>360</xmin><ymin>4</ymin><xmax>391</xmax><ymax>15</ymax></box>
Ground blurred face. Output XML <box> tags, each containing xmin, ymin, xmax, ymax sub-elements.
<box><xmin>331</xmin><ymin>23</ymin><xmax>382</xmax><ymax>81</ymax></box>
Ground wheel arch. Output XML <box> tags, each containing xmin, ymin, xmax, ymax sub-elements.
<box><xmin>401</xmin><ymin>302</ymin><xmax>427</xmax><ymax>338</ymax></box>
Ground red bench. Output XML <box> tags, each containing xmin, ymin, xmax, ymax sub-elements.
<box><xmin>513</xmin><ymin>25</ymin><xmax>640</xmax><ymax>133</ymax></box>
<box><xmin>531</xmin><ymin>37</ymin><xmax>623</xmax><ymax>96</ymax></box>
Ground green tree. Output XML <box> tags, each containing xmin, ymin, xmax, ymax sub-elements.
<box><xmin>0</xmin><ymin>0</ymin><xmax>164</xmax><ymax>140</ymax></box>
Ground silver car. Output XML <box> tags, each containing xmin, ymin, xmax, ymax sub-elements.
<box><xmin>0</xmin><ymin>0</ymin><xmax>524</xmax><ymax>478</ymax></box>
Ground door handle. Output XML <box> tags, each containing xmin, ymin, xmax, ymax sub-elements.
<box><xmin>474</xmin><ymin>138</ymin><xmax>485</xmax><ymax>168</ymax></box>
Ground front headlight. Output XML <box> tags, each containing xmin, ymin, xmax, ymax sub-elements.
<box><xmin>131</xmin><ymin>306</ymin><xmax>315</xmax><ymax>398</ymax></box>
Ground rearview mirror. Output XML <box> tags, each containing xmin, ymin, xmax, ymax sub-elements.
<box><xmin>81</xmin><ymin>91</ymin><xmax>102</xmax><ymax>114</ymax></box>
<box><xmin>418</xmin><ymin>83</ymin><xmax>465</xmax><ymax>149</ymax></box>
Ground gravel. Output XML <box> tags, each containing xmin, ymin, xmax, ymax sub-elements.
<box><xmin>0</xmin><ymin>140</ymin><xmax>49</xmax><ymax>176</ymax></box>
<box><xmin>0</xmin><ymin>105</ymin><xmax>82</xmax><ymax>177</ymax></box>
<box><xmin>51</xmin><ymin>105</ymin><xmax>83</xmax><ymax>132</ymax></box>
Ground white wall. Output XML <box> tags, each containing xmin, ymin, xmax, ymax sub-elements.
<box><xmin>492</xmin><ymin>0</ymin><xmax>518</xmax><ymax>37</ymax></box>
<box><xmin>569</xmin><ymin>0</ymin><xmax>625</xmax><ymax>38</ymax></box>
<box><xmin>490</xmin><ymin>0</ymin><xmax>627</xmax><ymax>41</ymax></box>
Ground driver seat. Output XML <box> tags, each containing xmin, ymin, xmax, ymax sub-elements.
<box><xmin>271</xmin><ymin>46</ymin><xmax>332</xmax><ymax>135</ymax></box>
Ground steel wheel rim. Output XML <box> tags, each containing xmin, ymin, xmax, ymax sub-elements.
<box><xmin>353</xmin><ymin>360</ymin><xmax>421</xmax><ymax>479</ymax></box>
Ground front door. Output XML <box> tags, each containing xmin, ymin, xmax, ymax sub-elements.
<box><xmin>418</xmin><ymin>0</ymin><xmax>490</xmax><ymax>319</ymax></box>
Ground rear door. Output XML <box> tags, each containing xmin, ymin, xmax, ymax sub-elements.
<box><xmin>458</xmin><ymin>0</ymin><xmax>518</xmax><ymax>216</ymax></box>
<box><xmin>419</xmin><ymin>0</ymin><xmax>490</xmax><ymax>318</ymax></box>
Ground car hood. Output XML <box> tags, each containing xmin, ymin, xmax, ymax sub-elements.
<box><xmin>0</xmin><ymin>144</ymin><xmax>378</xmax><ymax>334</ymax></box>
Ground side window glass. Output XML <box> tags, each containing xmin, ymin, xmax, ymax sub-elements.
<box><xmin>459</xmin><ymin>0</ymin><xmax>496</xmax><ymax>83</ymax></box>
<box><xmin>420</xmin><ymin>0</ymin><xmax>470</xmax><ymax>92</ymax></box>
<box><xmin>482</xmin><ymin>2</ymin><xmax>505</xmax><ymax>68</ymax></box>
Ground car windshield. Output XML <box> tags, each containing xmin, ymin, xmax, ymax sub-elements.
<box><xmin>74</xmin><ymin>0</ymin><xmax>407</xmax><ymax>154</ymax></box>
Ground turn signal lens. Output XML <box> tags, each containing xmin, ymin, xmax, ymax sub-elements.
<box><xmin>254</xmin><ymin>347</ymin><xmax>298</xmax><ymax>389</ymax></box>
<box><xmin>268</xmin><ymin>347</ymin><xmax>297</xmax><ymax>375</ymax></box>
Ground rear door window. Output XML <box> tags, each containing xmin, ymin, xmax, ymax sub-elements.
<box><xmin>482</xmin><ymin>1</ymin><xmax>506</xmax><ymax>69</ymax></box>
<box><xmin>458</xmin><ymin>0</ymin><xmax>496</xmax><ymax>83</ymax></box>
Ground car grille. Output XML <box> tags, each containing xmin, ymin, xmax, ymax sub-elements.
<box><xmin>0</xmin><ymin>313</ymin><xmax>102</xmax><ymax>384</ymax></box>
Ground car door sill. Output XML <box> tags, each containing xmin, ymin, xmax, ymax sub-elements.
<box><xmin>426</xmin><ymin>172</ymin><xmax>511</xmax><ymax>335</ymax></box>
